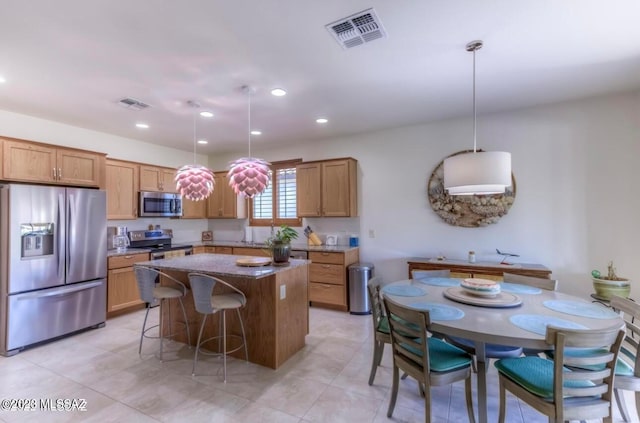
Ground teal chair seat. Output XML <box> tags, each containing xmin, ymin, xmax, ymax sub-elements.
<box><xmin>495</xmin><ymin>356</ymin><xmax>595</xmax><ymax>399</ymax></box>
<box><xmin>401</xmin><ymin>337</ymin><xmax>473</xmax><ymax>372</ymax></box>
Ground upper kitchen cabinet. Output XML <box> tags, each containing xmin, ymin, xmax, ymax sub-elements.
<box><xmin>2</xmin><ymin>137</ymin><xmax>105</xmax><ymax>187</ymax></box>
<box><xmin>297</xmin><ymin>158</ymin><xmax>358</xmax><ymax>217</ymax></box>
<box><xmin>106</xmin><ymin>159</ymin><xmax>139</xmax><ymax>220</ymax></box>
<box><xmin>182</xmin><ymin>197</ymin><xmax>207</xmax><ymax>219</ymax></box>
<box><xmin>207</xmin><ymin>171</ymin><xmax>246</xmax><ymax>218</ymax></box>
<box><xmin>139</xmin><ymin>165</ymin><xmax>177</xmax><ymax>193</ymax></box>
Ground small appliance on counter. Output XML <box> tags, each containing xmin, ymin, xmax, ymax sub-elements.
<box><xmin>107</xmin><ymin>226</ymin><xmax>130</xmax><ymax>252</ymax></box>
<box><xmin>325</xmin><ymin>233</ymin><xmax>338</xmax><ymax>246</ymax></box>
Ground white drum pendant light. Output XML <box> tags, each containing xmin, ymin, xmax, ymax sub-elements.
<box><xmin>175</xmin><ymin>101</ymin><xmax>215</xmax><ymax>201</ymax></box>
<box><xmin>228</xmin><ymin>86</ymin><xmax>270</xmax><ymax>198</ymax></box>
<box><xmin>444</xmin><ymin>40</ymin><xmax>511</xmax><ymax>196</ymax></box>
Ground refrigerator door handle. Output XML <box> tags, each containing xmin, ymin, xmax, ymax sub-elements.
<box><xmin>16</xmin><ymin>281</ymin><xmax>104</xmax><ymax>300</ymax></box>
<box><xmin>67</xmin><ymin>192</ymin><xmax>74</xmax><ymax>272</ymax></box>
<box><xmin>57</xmin><ymin>192</ymin><xmax>65</xmax><ymax>279</ymax></box>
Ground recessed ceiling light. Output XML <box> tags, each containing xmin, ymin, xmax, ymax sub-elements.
<box><xmin>251</xmin><ymin>130</ymin><xmax>262</xmax><ymax>135</ymax></box>
<box><xmin>270</xmin><ymin>88</ymin><xmax>286</xmax><ymax>97</ymax></box>
<box><xmin>316</xmin><ymin>118</ymin><xmax>328</xmax><ymax>124</ymax></box>
<box><xmin>197</xmin><ymin>139</ymin><xmax>208</xmax><ymax>144</ymax></box>
<box><xmin>135</xmin><ymin>123</ymin><xmax>149</xmax><ymax>129</ymax></box>
<box><xmin>0</xmin><ymin>76</ymin><xmax>6</xmax><ymax>84</ymax></box>
<box><xmin>199</xmin><ymin>111</ymin><xmax>214</xmax><ymax>118</ymax></box>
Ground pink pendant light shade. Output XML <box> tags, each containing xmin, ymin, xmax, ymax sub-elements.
<box><xmin>228</xmin><ymin>157</ymin><xmax>270</xmax><ymax>198</ymax></box>
<box><xmin>228</xmin><ymin>86</ymin><xmax>271</xmax><ymax>198</ymax></box>
<box><xmin>175</xmin><ymin>164</ymin><xmax>215</xmax><ymax>201</ymax></box>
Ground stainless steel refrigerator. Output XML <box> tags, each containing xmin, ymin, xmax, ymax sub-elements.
<box><xmin>0</xmin><ymin>184</ymin><xmax>107</xmax><ymax>356</ymax></box>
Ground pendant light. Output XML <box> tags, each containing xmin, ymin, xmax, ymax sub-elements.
<box><xmin>444</xmin><ymin>40</ymin><xmax>511</xmax><ymax>196</ymax></box>
<box><xmin>228</xmin><ymin>85</ymin><xmax>270</xmax><ymax>198</ymax></box>
<box><xmin>174</xmin><ymin>101</ymin><xmax>215</xmax><ymax>201</ymax></box>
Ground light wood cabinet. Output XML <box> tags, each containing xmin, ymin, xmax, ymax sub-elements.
<box><xmin>182</xmin><ymin>198</ymin><xmax>207</xmax><ymax>219</ymax></box>
<box><xmin>192</xmin><ymin>246</ymin><xmax>206</xmax><ymax>254</ymax></box>
<box><xmin>233</xmin><ymin>247</ymin><xmax>269</xmax><ymax>257</ymax></box>
<box><xmin>207</xmin><ymin>171</ymin><xmax>246</xmax><ymax>218</ymax></box>
<box><xmin>139</xmin><ymin>165</ymin><xmax>177</xmax><ymax>193</ymax></box>
<box><xmin>296</xmin><ymin>158</ymin><xmax>357</xmax><ymax>217</ymax></box>
<box><xmin>107</xmin><ymin>252</ymin><xmax>149</xmax><ymax>317</ymax></box>
<box><xmin>309</xmin><ymin>249</ymin><xmax>359</xmax><ymax>311</ymax></box>
<box><xmin>2</xmin><ymin>138</ymin><xmax>105</xmax><ymax>187</ymax></box>
<box><xmin>106</xmin><ymin>159</ymin><xmax>139</xmax><ymax>220</ymax></box>
<box><xmin>214</xmin><ymin>246</ymin><xmax>232</xmax><ymax>254</ymax></box>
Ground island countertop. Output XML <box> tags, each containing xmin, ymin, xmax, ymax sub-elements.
<box><xmin>135</xmin><ymin>253</ymin><xmax>309</xmax><ymax>279</ymax></box>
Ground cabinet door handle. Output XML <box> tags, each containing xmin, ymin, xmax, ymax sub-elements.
<box><xmin>321</xmin><ymin>253</ymin><xmax>329</xmax><ymax>256</ymax></box>
<box><xmin>322</xmin><ymin>264</ymin><xmax>331</xmax><ymax>268</ymax></box>
<box><xmin>58</xmin><ymin>168</ymin><xmax>62</xmax><ymax>179</ymax></box>
<box><xmin>52</xmin><ymin>168</ymin><xmax>57</xmax><ymax>179</ymax></box>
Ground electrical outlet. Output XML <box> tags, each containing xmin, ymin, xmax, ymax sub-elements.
<box><xmin>280</xmin><ymin>284</ymin><xmax>286</xmax><ymax>299</ymax></box>
<box><xmin>369</xmin><ymin>229</ymin><xmax>376</xmax><ymax>238</ymax></box>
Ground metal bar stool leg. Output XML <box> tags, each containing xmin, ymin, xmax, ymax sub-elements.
<box><xmin>178</xmin><ymin>297</ymin><xmax>191</xmax><ymax>347</ymax></box>
<box><xmin>159</xmin><ymin>298</ymin><xmax>165</xmax><ymax>362</ymax></box>
<box><xmin>192</xmin><ymin>314</ymin><xmax>208</xmax><ymax>376</ymax></box>
<box><xmin>139</xmin><ymin>305</ymin><xmax>151</xmax><ymax>356</ymax></box>
<box><xmin>222</xmin><ymin>310</ymin><xmax>227</xmax><ymax>382</ymax></box>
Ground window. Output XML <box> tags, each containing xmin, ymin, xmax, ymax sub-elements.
<box><xmin>249</xmin><ymin>159</ymin><xmax>302</xmax><ymax>226</ymax></box>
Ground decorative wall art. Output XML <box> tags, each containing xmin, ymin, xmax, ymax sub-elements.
<box><xmin>428</xmin><ymin>150</ymin><xmax>516</xmax><ymax>227</ymax></box>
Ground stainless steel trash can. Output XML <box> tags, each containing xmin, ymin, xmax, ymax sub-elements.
<box><xmin>348</xmin><ymin>262</ymin><xmax>374</xmax><ymax>315</ymax></box>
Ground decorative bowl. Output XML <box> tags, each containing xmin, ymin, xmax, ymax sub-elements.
<box><xmin>461</xmin><ymin>278</ymin><xmax>501</xmax><ymax>297</ymax></box>
<box><xmin>592</xmin><ymin>277</ymin><xmax>630</xmax><ymax>300</ymax></box>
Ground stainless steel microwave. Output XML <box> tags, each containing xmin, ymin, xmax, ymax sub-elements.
<box><xmin>138</xmin><ymin>191</ymin><xmax>182</xmax><ymax>217</ymax></box>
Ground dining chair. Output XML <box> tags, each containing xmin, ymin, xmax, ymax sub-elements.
<box><xmin>411</xmin><ymin>269</ymin><xmax>451</xmax><ymax>279</ymax></box>
<box><xmin>382</xmin><ymin>296</ymin><xmax>476</xmax><ymax>423</ymax></box>
<box><xmin>495</xmin><ymin>324</ymin><xmax>625</xmax><ymax>423</ymax></box>
<box><xmin>609</xmin><ymin>295</ymin><xmax>640</xmax><ymax>422</ymax></box>
<box><xmin>367</xmin><ymin>276</ymin><xmax>389</xmax><ymax>385</ymax></box>
<box><xmin>134</xmin><ymin>265</ymin><xmax>191</xmax><ymax>361</ymax></box>
<box><xmin>503</xmin><ymin>272</ymin><xmax>558</xmax><ymax>291</ymax></box>
<box><xmin>188</xmin><ymin>272</ymin><xmax>248</xmax><ymax>382</ymax></box>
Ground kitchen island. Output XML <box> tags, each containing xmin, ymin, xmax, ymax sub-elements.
<box><xmin>134</xmin><ymin>254</ymin><xmax>309</xmax><ymax>369</ymax></box>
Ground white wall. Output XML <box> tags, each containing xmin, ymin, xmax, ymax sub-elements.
<box><xmin>2</xmin><ymin>90</ymin><xmax>638</xmax><ymax>299</ymax></box>
<box><xmin>209</xmin><ymin>90</ymin><xmax>640</xmax><ymax>300</ymax></box>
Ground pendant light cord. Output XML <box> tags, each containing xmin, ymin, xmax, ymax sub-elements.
<box><xmin>193</xmin><ymin>110</ymin><xmax>197</xmax><ymax>164</ymax></box>
<box><xmin>247</xmin><ymin>90</ymin><xmax>252</xmax><ymax>159</ymax></box>
<box><xmin>472</xmin><ymin>46</ymin><xmax>477</xmax><ymax>153</ymax></box>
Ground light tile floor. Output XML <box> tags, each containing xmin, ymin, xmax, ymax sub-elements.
<box><xmin>0</xmin><ymin>307</ymin><xmax>637</xmax><ymax>422</ymax></box>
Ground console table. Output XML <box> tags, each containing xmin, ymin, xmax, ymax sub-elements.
<box><xmin>407</xmin><ymin>257</ymin><xmax>552</xmax><ymax>280</ymax></box>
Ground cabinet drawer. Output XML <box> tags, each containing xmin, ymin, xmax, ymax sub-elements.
<box><xmin>233</xmin><ymin>247</ymin><xmax>269</xmax><ymax>257</ymax></box>
<box><xmin>309</xmin><ymin>282</ymin><xmax>345</xmax><ymax>306</ymax></box>
<box><xmin>472</xmin><ymin>273</ymin><xmax>503</xmax><ymax>281</ymax></box>
<box><xmin>310</xmin><ymin>263</ymin><xmax>344</xmax><ymax>285</ymax></box>
<box><xmin>309</xmin><ymin>251</ymin><xmax>344</xmax><ymax>265</ymax></box>
<box><xmin>215</xmin><ymin>246</ymin><xmax>233</xmax><ymax>254</ymax></box>
<box><xmin>108</xmin><ymin>253</ymin><xmax>149</xmax><ymax>270</ymax></box>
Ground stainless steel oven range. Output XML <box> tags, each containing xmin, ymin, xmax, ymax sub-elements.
<box><xmin>128</xmin><ymin>229</ymin><xmax>193</xmax><ymax>259</ymax></box>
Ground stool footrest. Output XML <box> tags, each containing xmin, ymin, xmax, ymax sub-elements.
<box><xmin>196</xmin><ymin>334</ymin><xmax>246</xmax><ymax>356</ymax></box>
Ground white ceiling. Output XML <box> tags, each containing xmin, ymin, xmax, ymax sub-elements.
<box><xmin>1</xmin><ymin>1</ymin><xmax>640</xmax><ymax>154</ymax></box>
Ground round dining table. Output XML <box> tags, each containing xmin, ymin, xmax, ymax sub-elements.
<box><xmin>381</xmin><ymin>278</ymin><xmax>625</xmax><ymax>423</ymax></box>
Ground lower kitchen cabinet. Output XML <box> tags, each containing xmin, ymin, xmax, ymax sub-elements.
<box><xmin>233</xmin><ymin>247</ymin><xmax>269</xmax><ymax>257</ymax></box>
<box><xmin>309</xmin><ymin>249</ymin><xmax>359</xmax><ymax>311</ymax></box>
<box><xmin>107</xmin><ymin>252</ymin><xmax>149</xmax><ymax>317</ymax></box>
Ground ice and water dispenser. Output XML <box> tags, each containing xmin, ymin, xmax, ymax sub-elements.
<box><xmin>20</xmin><ymin>223</ymin><xmax>54</xmax><ymax>258</ymax></box>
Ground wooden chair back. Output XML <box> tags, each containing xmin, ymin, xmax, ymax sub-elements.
<box><xmin>609</xmin><ymin>295</ymin><xmax>640</xmax><ymax>421</ymax></box>
<box><xmin>503</xmin><ymin>272</ymin><xmax>558</xmax><ymax>291</ymax></box>
<box><xmin>546</xmin><ymin>325</ymin><xmax>625</xmax><ymax>420</ymax></box>
<box><xmin>367</xmin><ymin>277</ymin><xmax>387</xmax><ymax>340</ymax></box>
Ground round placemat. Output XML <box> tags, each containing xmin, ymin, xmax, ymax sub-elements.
<box><xmin>407</xmin><ymin>302</ymin><xmax>464</xmax><ymax>320</ymax></box>
<box><xmin>382</xmin><ymin>284</ymin><xmax>427</xmax><ymax>297</ymax></box>
<box><xmin>510</xmin><ymin>314</ymin><xmax>589</xmax><ymax>335</ymax></box>
<box><xmin>543</xmin><ymin>300</ymin><xmax>620</xmax><ymax>319</ymax></box>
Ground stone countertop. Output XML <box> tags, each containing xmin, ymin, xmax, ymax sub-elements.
<box><xmin>189</xmin><ymin>240</ymin><xmax>358</xmax><ymax>253</ymax></box>
<box><xmin>134</xmin><ymin>253</ymin><xmax>309</xmax><ymax>279</ymax></box>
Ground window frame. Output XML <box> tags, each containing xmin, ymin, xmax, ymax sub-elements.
<box><xmin>249</xmin><ymin>159</ymin><xmax>302</xmax><ymax>227</ymax></box>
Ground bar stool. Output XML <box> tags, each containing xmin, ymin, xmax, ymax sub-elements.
<box><xmin>188</xmin><ymin>272</ymin><xmax>248</xmax><ymax>382</ymax></box>
<box><xmin>134</xmin><ymin>265</ymin><xmax>191</xmax><ymax>361</ymax></box>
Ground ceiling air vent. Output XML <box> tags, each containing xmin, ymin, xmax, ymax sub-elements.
<box><xmin>325</xmin><ymin>8</ymin><xmax>387</xmax><ymax>49</ymax></box>
<box><xmin>117</xmin><ymin>97</ymin><xmax>150</xmax><ymax>111</ymax></box>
